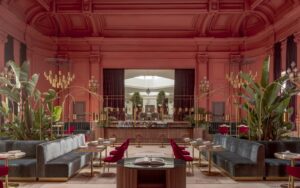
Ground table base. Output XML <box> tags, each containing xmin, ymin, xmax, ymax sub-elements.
<box><xmin>201</xmin><ymin>170</ymin><xmax>222</xmax><ymax>176</ymax></box>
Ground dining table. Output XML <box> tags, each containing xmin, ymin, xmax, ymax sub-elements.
<box><xmin>275</xmin><ymin>151</ymin><xmax>300</xmax><ymax>188</ymax></box>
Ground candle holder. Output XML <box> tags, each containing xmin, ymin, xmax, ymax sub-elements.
<box><xmin>199</xmin><ymin>76</ymin><xmax>210</xmax><ymax>94</ymax></box>
<box><xmin>88</xmin><ymin>75</ymin><xmax>99</xmax><ymax>92</ymax></box>
<box><xmin>44</xmin><ymin>70</ymin><xmax>75</xmax><ymax>89</ymax></box>
<box><xmin>226</xmin><ymin>71</ymin><xmax>257</xmax><ymax>89</ymax></box>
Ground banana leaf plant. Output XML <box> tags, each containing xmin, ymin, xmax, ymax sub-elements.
<box><xmin>0</xmin><ymin>61</ymin><xmax>62</xmax><ymax>140</ymax></box>
<box><xmin>240</xmin><ymin>56</ymin><xmax>299</xmax><ymax>141</ymax></box>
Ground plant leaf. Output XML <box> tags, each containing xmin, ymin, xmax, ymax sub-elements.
<box><xmin>260</xmin><ymin>56</ymin><xmax>270</xmax><ymax>88</ymax></box>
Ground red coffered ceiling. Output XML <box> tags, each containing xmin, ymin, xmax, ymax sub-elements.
<box><xmin>2</xmin><ymin>0</ymin><xmax>300</xmax><ymax>38</ymax></box>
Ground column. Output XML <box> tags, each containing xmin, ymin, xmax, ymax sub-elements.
<box><xmin>229</xmin><ymin>54</ymin><xmax>242</xmax><ymax>122</ymax></box>
<box><xmin>89</xmin><ymin>52</ymin><xmax>101</xmax><ymax>121</ymax></box>
<box><xmin>196</xmin><ymin>53</ymin><xmax>209</xmax><ymax>110</ymax></box>
<box><xmin>0</xmin><ymin>30</ymin><xmax>7</xmax><ymax>69</ymax></box>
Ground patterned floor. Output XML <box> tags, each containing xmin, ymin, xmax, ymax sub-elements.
<box><xmin>19</xmin><ymin>145</ymin><xmax>292</xmax><ymax>188</ymax></box>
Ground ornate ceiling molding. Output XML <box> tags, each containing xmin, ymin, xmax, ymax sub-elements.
<box><xmin>3</xmin><ymin>0</ymin><xmax>300</xmax><ymax>38</ymax></box>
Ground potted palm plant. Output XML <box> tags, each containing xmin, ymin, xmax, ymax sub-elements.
<box><xmin>240</xmin><ymin>57</ymin><xmax>298</xmax><ymax>141</ymax></box>
<box><xmin>0</xmin><ymin>61</ymin><xmax>62</xmax><ymax>140</ymax></box>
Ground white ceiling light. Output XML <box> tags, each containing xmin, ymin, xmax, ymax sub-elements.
<box><xmin>125</xmin><ymin>75</ymin><xmax>174</xmax><ymax>89</ymax></box>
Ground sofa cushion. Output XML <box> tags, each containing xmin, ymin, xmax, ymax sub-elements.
<box><xmin>0</xmin><ymin>141</ymin><xmax>7</xmax><ymax>152</ymax></box>
<box><xmin>0</xmin><ymin>159</ymin><xmax>36</xmax><ymax>177</ymax></box>
<box><xmin>236</xmin><ymin>140</ymin><xmax>252</xmax><ymax>159</ymax></box>
<box><xmin>45</xmin><ymin>151</ymin><xmax>91</xmax><ymax>177</ymax></box>
<box><xmin>60</xmin><ymin>137</ymin><xmax>73</xmax><ymax>154</ymax></box>
<box><xmin>11</xmin><ymin>140</ymin><xmax>44</xmax><ymax>158</ymax></box>
<box><xmin>226</xmin><ymin>158</ymin><xmax>258</xmax><ymax>177</ymax></box>
<box><xmin>42</xmin><ymin>141</ymin><xmax>63</xmax><ymax>163</ymax></box>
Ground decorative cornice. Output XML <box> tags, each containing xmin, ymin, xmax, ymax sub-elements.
<box><xmin>280</xmin><ymin>39</ymin><xmax>287</xmax><ymax>50</ymax></box>
<box><xmin>89</xmin><ymin>52</ymin><xmax>101</xmax><ymax>64</ymax></box>
<box><xmin>294</xmin><ymin>32</ymin><xmax>300</xmax><ymax>44</ymax></box>
<box><xmin>0</xmin><ymin>30</ymin><xmax>7</xmax><ymax>43</ymax></box>
<box><xmin>230</xmin><ymin>54</ymin><xmax>242</xmax><ymax>64</ymax></box>
<box><xmin>196</xmin><ymin>53</ymin><xmax>208</xmax><ymax>64</ymax></box>
<box><xmin>265</xmin><ymin>45</ymin><xmax>274</xmax><ymax>56</ymax></box>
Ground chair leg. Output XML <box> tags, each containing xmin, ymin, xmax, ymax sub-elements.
<box><xmin>191</xmin><ymin>161</ymin><xmax>194</xmax><ymax>175</ymax></box>
<box><xmin>126</xmin><ymin>150</ymin><xmax>128</xmax><ymax>158</ymax></box>
<box><xmin>103</xmin><ymin>162</ymin><xmax>106</xmax><ymax>173</ymax></box>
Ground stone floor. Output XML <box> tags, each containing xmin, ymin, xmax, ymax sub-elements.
<box><xmin>18</xmin><ymin>145</ymin><xmax>293</xmax><ymax>188</ymax></box>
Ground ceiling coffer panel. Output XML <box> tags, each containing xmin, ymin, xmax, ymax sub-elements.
<box><xmin>3</xmin><ymin>0</ymin><xmax>300</xmax><ymax>38</ymax></box>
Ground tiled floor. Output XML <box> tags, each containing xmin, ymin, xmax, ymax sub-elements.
<box><xmin>19</xmin><ymin>145</ymin><xmax>291</xmax><ymax>188</ymax></box>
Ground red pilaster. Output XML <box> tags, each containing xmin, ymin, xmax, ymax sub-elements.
<box><xmin>196</xmin><ymin>53</ymin><xmax>209</xmax><ymax>111</ymax></box>
<box><xmin>0</xmin><ymin>30</ymin><xmax>7</xmax><ymax>69</ymax></box>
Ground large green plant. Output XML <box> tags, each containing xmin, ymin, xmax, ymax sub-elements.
<box><xmin>157</xmin><ymin>90</ymin><xmax>166</xmax><ymax>105</ymax></box>
<box><xmin>130</xmin><ymin>92</ymin><xmax>143</xmax><ymax>107</ymax></box>
<box><xmin>240</xmin><ymin>57</ymin><xmax>298</xmax><ymax>141</ymax></box>
<box><xmin>184</xmin><ymin>107</ymin><xmax>208</xmax><ymax>127</ymax></box>
<box><xmin>0</xmin><ymin>61</ymin><xmax>62</xmax><ymax>140</ymax></box>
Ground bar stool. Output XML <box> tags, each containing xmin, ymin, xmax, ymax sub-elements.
<box><xmin>286</xmin><ymin>166</ymin><xmax>300</xmax><ymax>188</ymax></box>
<box><xmin>218</xmin><ymin>124</ymin><xmax>230</xmax><ymax>135</ymax></box>
<box><xmin>0</xmin><ymin>166</ymin><xmax>8</xmax><ymax>188</ymax></box>
<box><xmin>237</xmin><ymin>124</ymin><xmax>249</xmax><ymax>137</ymax></box>
<box><xmin>159</xmin><ymin>134</ymin><xmax>166</xmax><ymax>148</ymax></box>
<box><xmin>136</xmin><ymin>134</ymin><xmax>142</xmax><ymax>148</ymax></box>
<box><xmin>171</xmin><ymin>142</ymin><xmax>194</xmax><ymax>175</ymax></box>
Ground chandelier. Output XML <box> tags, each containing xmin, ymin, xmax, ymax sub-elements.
<box><xmin>146</xmin><ymin>88</ymin><xmax>151</xmax><ymax>95</ymax></box>
<box><xmin>284</xmin><ymin>61</ymin><xmax>300</xmax><ymax>83</ymax></box>
<box><xmin>226</xmin><ymin>71</ymin><xmax>257</xmax><ymax>89</ymax></box>
<box><xmin>88</xmin><ymin>75</ymin><xmax>99</xmax><ymax>92</ymax></box>
<box><xmin>199</xmin><ymin>76</ymin><xmax>210</xmax><ymax>94</ymax></box>
<box><xmin>0</xmin><ymin>67</ymin><xmax>14</xmax><ymax>85</ymax></box>
<box><xmin>44</xmin><ymin>70</ymin><xmax>75</xmax><ymax>89</ymax></box>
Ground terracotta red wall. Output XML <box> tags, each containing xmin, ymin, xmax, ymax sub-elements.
<box><xmin>1</xmin><ymin>4</ymin><xmax>300</xmax><ymax>122</ymax></box>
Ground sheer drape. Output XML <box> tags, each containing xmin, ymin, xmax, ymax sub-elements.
<box><xmin>174</xmin><ymin>69</ymin><xmax>195</xmax><ymax>121</ymax></box>
<box><xmin>103</xmin><ymin>69</ymin><xmax>125</xmax><ymax>120</ymax></box>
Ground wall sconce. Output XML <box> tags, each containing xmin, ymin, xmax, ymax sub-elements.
<box><xmin>72</xmin><ymin>114</ymin><xmax>77</xmax><ymax>121</ymax></box>
<box><xmin>44</xmin><ymin>70</ymin><xmax>75</xmax><ymax>89</ymax></box>
<box><xmin>199</xmin><ymin>76</ymin><xmax>210</xmax><ymax>94</ymax></box>
<box><xmin>226</xmin><ymin>71</ymin><xmax>257</xmax><ymax>89</ymax></box>
<box><xmin>0</xmin><ymin>67</ymin><xmax>14</xmax><ymax>84</ymax></box>
<box><xmin>88</xmin><ymin>75</ymin><xmax>99</xmax><ymax>92</ymax></box>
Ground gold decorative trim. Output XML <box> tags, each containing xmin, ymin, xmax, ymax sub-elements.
<box><xmin>38</xmin><ymin>177</ymin><xmax>68</xmax><ymax>182</ymax></box>
<box><xmin>0</xmin><ymin>177</ymin><xmax>36</xmax><ymax>181</ymax></box>
<box><xmin>265</xmin><ymin>177</ymin><xmax>289</xmax><ymax>181</ymax></box>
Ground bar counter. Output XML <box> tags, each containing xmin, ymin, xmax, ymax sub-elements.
<box><xmin>100</xmin><ymin>121</ymin><xmax>193</xmax><ymax>143</ymax></box>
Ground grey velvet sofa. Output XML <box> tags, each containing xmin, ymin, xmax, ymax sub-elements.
<box><xmin>37</xmin><ymin>134</ymin><xmax>92</xmax><ymax>181</ymax></box>
<box><xmin>0</xmin><ymin>140</ymin><xmax>44</xmax><ymax>179</ymax></box>
<box><xmin>211</xmin><ymin>134</ymin><xmax>265</xmax><ymax>180</ymax></box>
<box><xmin>258</xmin><ymin>140</ymin><xmax>300</xmax><ymax>179</ymax></box>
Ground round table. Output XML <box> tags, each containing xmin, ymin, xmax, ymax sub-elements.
<box><xmin>190</xmin><ymin>140</ymin><xmax>208</xmax><ymax>167</ymax></box>
<box><xmin>201</xmin><ymin>145</ymin><xmax>224</xmax><ymax>176</ymax></box>
<box><xmin>77</xmin><ymin>145</ymin><xmax>106</xmax><ymax>177</ymax></box>
<box><xmin>275</xmin><ymin>151</ymin><xmax>300</xmax><ymax>188</ymax></box>
<box><xmin>0</xmin><ymin>152</ymin><xmax>26</xmax><ymax>188</ymax></box>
